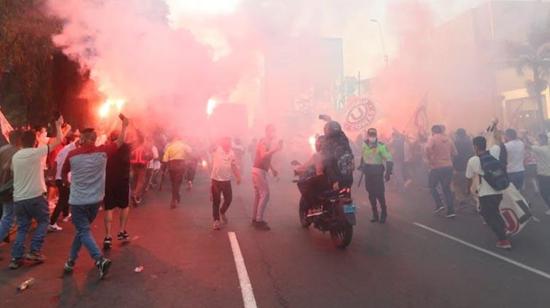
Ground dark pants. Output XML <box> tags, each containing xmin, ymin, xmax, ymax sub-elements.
<box><xmin>297</xmin><ymin>174</ymin><xmax>330</xmax><ymax>210</ymax></box>
<box><xmin>50</xmin><ymin>180</ymin><xmax>70</xmax><ymax>225</ymax></box>
<box><xmin>168</xmin><ymin>160</ymin><xmax>186</xmax><ymax>204</ymax></box>
<box><xmin>185</xmin><ymin>160</ymin><xmax>197</xmax><ymax>182</ymax></box>
<box><xmin>365</xmin><ymin>173</ymin><xmax>386</xmax><ymax>218</ymax></box>
<box><xmin>211</xmin><ymin>180</ymin><xmax>232</xmax><ymax>221</ymax></box>
<box><xmin>509</xmin><ymin>171</ymin><xmax>525</xmax><ymax>190</ymax></box>
<box><xmin>538</xmin><ymin>175</ymin><xmax>550</xmax><ymax>208</ymax></box>
<box><xmin>479</xmin><ymin>194</ymin><xmax>506</xmax><ymax>241</ymax></box>
<box><xmin>429</xmin><ymin>166</ymin><xmax>455</xmax><ymax>214</ymax></box>
<box><xmin>131</xmin><ymin>164</ymin><xmax>147</xmax><ymax>199</ymax></box>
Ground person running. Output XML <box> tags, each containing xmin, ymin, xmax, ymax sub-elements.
<box><xmin>163</xmin><ymin>134</ymin><xmax>192</xmax><ymax>209</ymax></box>
<box><xmin>61</xmin><ymin>115</ymin><xmax>128</xmax><ymax>279</ymax></box>
<box><xmin>103</xmin><ymin>130</ymin><xmax>132</xmax><ymax>250</ymax></box>
<box><xmin>130</xmin><ymin>132</ymin><xmax>153</xmax><ymax>206</ymax></box>
<box><xmin>359</xmin><ymin>128</ymin><xmax>393</xmax><ymax>223</ymax></box>
<box><xmin>252</xmin><ymin>125</ymin><xmax>283</xmax><ymax>230</ymax></box>
<box><xmin>504</xmin><ymin>129</ymin><xmax>525</xmax><ymax>190</ymax></box>
<box><xmin>9</xmin><ymin>117</ymin><xmax>64</xmax><ymax>269</ymax></box>
<box><xmin>145</xmin><ymin>136</ymin><xmax>161</xmax><ymax>191</ymax></box>
<box><xmin>529</xmin><ymin>133</ymin><xmax>550</xmax><ymax>215</ymax></box>
<box><xmin>48</xmin><ymin>131</ymin><xmax>79</xmax><ymax>232</ymax></box>
<box><xmin>466</xmin><ymin>136</ymin><xmax>511</xmax><ymax>249</ymax></box>
<box><xmin>425</xmin><ymin>125</ymin><xmax>457</xmax><ymax>218</ymax></box>
<box><xmin>0</xmin><ymin>130</ymin><xmax>21</xmax><ymax>245</ymax></box>
<box><xmin>210</xmin><ymin>137</ymin><xmax>241</xmax><ymax>230</ymax></box>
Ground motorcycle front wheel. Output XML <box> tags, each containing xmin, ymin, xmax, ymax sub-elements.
<box><xmin>299</xmin><ymin>197</ymin><xmax>311</xmax><ymax>228</ymax></box>
<box><xmin>330</xmin><ymin>224</ymin><xmax>353</xmax><ymax>249</ymax></box>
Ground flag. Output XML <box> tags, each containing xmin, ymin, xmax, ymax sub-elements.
<box><xmin>500</xmin><ymin>184</ymin><xmax>532</xmax><ymax>235</ymax></box>
<box><xmin>0</xmin><ymin>108</ymin><xmax>13</xmax><ymax>142</ymax></box>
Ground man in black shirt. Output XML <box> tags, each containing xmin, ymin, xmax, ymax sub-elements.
<box><xmin>103</xmin><ymin>131</ymin><xmax>131</xmax><ymax>250</ymax></box>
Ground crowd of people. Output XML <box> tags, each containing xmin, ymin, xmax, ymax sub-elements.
<box><xmin>0</xmin><ymin>113</ymin><xmax>289</xmax><ymax>278</ymax></box>
<box><xmin>363</xmin><ymin>121</ymin><xmax>550</xmax><ymax>250</ymax></box>
<box><xmin>1</xmin><ymin>110</ymin><xmax>549</xmax><ymax>280</ymax></box>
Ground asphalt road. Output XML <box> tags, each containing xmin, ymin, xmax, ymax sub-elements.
<box><xmin>1</xmin><ymin>171</ymin><xmax>550</xmax><ymax>308</ymax></box>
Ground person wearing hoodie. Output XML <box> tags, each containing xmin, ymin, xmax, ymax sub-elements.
<box><xmin>425</xmin><ymin>125</ymin><xmax>457</xmax><ymax>218</ymax></box>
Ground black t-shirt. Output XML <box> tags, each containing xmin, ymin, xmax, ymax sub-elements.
<box><xmin>106</xmin><ymin>143</ymin><xmax>131</xmax><ymax>187</ymax></box>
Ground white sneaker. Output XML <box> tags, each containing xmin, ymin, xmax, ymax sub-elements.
<box><xmin>213</xmin><ymin>220</ymin><xmax>221</xmax><ymax>230</ymax></box>
<box><xmin>545</xmin><ymin>209</ymin><xmax>550</xmax><ymax>216</ymax></box>
<box><xmin>48</xmin><ymin>224</ymin><xmax>63</xmax><ymax>232</ymax></box>
<box><xmin>62</xmin><ymin>213</ymin><xmax>72</xmax><ymax>222</ymax></box>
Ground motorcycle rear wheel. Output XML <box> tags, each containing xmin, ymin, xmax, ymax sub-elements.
<box><xmin>330</xmin><ymin>224</ymin><xmax>353</xmax><ymax>249</ymax></box>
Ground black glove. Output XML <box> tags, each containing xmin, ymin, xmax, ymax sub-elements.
<box><xmin>384</xmin><ymin>172</ymin><xmax>391</xmax><ymax>182</ymax></box>
<box><xmin>385</xmin><ymin>161</ymin><xmax>394</xmax><ymax>175</ymax></box>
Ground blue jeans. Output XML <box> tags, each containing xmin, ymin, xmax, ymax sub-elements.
<box><xmin>509</xmin><ymin>171</ymin><xmax>525</xmax><ymax>190</ymax></box>
<box><xmin>428</xmin><ymin>166</ymin><xmax>455</xmax><ymax>214</ymax></box>
<box><xmin>69</xmin><ymin>203</ymin><xmax>102</xmax><ymax>263</ymax></box>
<box><xmin>12</xmin><ymin>196</ymin><xmax>49</xmax><ymax>259</ymax></box>
<box><xmin>0</xmin><ymin>202</ymin><xmax>15</xmax><ymax>241</ymax></box>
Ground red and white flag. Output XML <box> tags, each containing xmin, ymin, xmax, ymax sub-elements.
<box><xmin>0</xmin><ymin>108</ymin><xmax>13</xmax><ymax>142</ymax></box>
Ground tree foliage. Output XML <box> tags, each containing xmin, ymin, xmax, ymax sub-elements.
<box><xmin>0</xmin><ymin>0</ymin><xmax>84</xmax><ymax>126</ymax></box>
<box><xmin>506</xmin><ymin>20</ymin><xmax>550</xmax><ymax>128</ymax></box>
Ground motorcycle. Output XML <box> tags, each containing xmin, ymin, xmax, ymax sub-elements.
<box><xmin>292</xmin><ymin>161</ymin><xmax>356</xmax><ymax>249</ymax></box>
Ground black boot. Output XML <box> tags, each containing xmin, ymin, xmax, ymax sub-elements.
<box><xmin>370</xmin><ymin>211</ymin><xmax>379</xmax><ymax>223</ymax></box>
<box><xmin>380</xmin><ymin>210</ymin><xmax>387</xmax><ymax>224</ymax></box>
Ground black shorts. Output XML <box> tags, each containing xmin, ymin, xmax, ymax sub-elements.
<box><xmin>104</xmin><ymin>182</ymin><xmax>130</xmax><ymax>210</ymax></box>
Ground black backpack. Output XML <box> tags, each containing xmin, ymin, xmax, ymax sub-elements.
<box><xmin>479</xmin><ymin>152</ymin><xmax>510</xmax><ymax>191</ymax></box>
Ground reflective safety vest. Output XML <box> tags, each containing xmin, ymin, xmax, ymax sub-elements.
<box><xmin>362</xmin><ymin>142</ymin><xmax>392</xmax><ymax>165</ymax></box>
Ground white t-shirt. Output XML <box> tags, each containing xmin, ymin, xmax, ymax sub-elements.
<box><xmin>489</xmin><ymin>144</ymin><xmax>501</xmax><ymax>160</ymax></box>
<box><xmin>504</xmin><ymin>139</ymin><xmax>525</xmax><ymax>173</ymax></box>
<box><xmin>55</xmin><ymin>142</ymin><xmax>76</xmax><ymax>180</ymax></box>
<box><xmin>12</xmin><ymin>145</ymin><xmax>49</xmax><ymax>202</ymax></box>
<box><xmin>147</xmin><ymin>146</ymin><xmax>161</xmax><ymax>170</ymax></box>
<box><xmin>211</xmin><ymin>147</ymin><xmax>236</xmax><ymax>182</ymax></box>
<box><xmin>532</xmin><ymin>145</ymin><xmax>550</xmax><ymax>176</ymax></box>
<box><xmin>465</xmin><ymin>155</ymin><xmax>502</xmax><ymax>197</ymax></box>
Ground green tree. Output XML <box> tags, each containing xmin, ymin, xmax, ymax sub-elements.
<box><xmin>507</xmin><ymin>23</ymin><xmax>550</xmax><ymax>130</ymax></box>
<box><xmin>0</xmin><ymin>0</ymin><xmax>63</xmax><ymax>126</ymax></box>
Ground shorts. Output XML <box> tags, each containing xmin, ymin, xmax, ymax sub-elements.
<box><xmin>104</xmin><ymin>182</ymin><xmax>130</xmax><ymax>210</ymax></box>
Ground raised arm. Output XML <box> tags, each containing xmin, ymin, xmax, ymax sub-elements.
<box><xmin>48</xmin><ymin>116</ymin><xmax>66</xmax><ymax>149</ymax></box>
<box><xmin>117</xmin><ymin>114</ymin><xmax>130</xmax><ymax>148</ymax></box>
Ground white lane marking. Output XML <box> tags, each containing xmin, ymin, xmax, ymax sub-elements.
<box><xmin>413</xmin><ymin>222</ymin><xmax>550</xmax><ymax>280</ymax></box>
<box><xmin>228</xmin><ymin>232</ymin><xmax>258</xmax><ymax>308</ymax></box>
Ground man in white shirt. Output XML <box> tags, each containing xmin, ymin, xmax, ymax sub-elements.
<box><xmin>210</xmin><ymin>137</ymin><xmax>241</xmax><ymax>230</ymax></box>
<box><xmin>466</xmin><ymin>136</ymin><xmax>511</xmax><ymax>250</ymax></box>
<box><xmin>504</xmin><ymin>129</ymin><xmax>525</xmax><ymax>190</ymax></box>
<box><xmin>9</xmin><ymin>117</ymin><xmax>64</xmax><ymax>269</ymax></box>
<box><xmin>531</xmin><ymin>133</ymin><xmax>550</xmax><ymax>215</ymax></box>
<box><xmin>49</xmin><ymin>131</ymin><xmax>79</xmax><ymax>231</ymax></box>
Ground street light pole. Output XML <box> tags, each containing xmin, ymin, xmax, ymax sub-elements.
<box><xmin>370</xmin><ymin>19</ymin><xmax>388</xmax><ymax>67</ymax></box>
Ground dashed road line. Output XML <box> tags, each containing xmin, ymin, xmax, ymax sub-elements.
<box><xmin>228</xmin><ymin>232</ymin><xmax>258</xmax><ymax>308</ymax></box>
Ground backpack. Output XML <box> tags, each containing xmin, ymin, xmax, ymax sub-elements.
<box><xmin>498</xmin><ymin>143</ymin><xmax>508</xmax><ymax>167</ymax></box>
<box><xmin>479</xmin><ymin>152</ymin><xmax>510</xmax><ymax>191</ymax></box>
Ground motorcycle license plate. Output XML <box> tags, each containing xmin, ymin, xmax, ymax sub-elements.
<box><xmin>343</xmin><ymin>204</ymin><xmax>356</xmax><ymax>214</ymax></box>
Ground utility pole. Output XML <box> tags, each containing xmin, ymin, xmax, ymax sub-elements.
<box><xmin>370</xmin><ymin>19</ymin><xmax>388</xmax><ymax>67</ymax></box>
